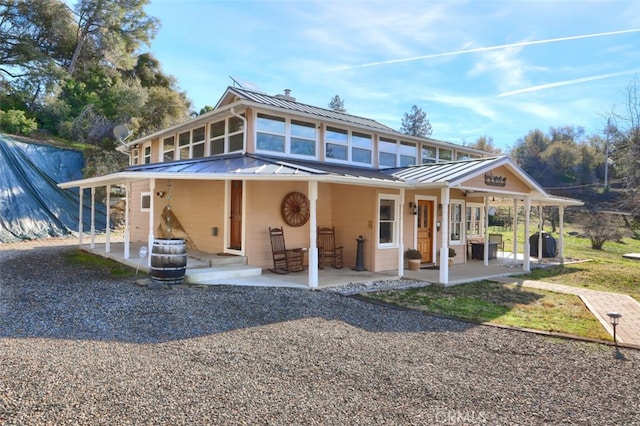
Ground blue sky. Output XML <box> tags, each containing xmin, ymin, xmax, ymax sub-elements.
<box><xmin>143</xmin><ymin>0</ymin><xmax>640</xmax><ymax>151</ymax></box>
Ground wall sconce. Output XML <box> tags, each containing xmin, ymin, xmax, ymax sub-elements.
<box><xmin>408</xmin><ymin>201</ymin><xmax>417</xmax><ymax>215</ymax></box>
<box><xmin>156</xmin><ymin>191</ymin><xmax>165</xmax><ymax>198</ymax></box>
<box><xmin>436</xmin><ymin>221</ymin><xmax>441</xmax><ymax>231</ymax></box>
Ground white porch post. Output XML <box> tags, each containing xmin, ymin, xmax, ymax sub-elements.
<box><xmin>523</xmin><ymin>197</ymin><xmax>531</xmax><ymax>272</ymax></box>
<box><xmin>558</xmin><ymin>205</ymin><xmax>565</xmax><ymax>263</ymax></box>
<box><xmin>483</xmin><ymin>196</ymin><xmax>490</xmax><ymax>266</ymax></box>
<box><xmin>308</xmin><ymin>181</ymin><xmax>318</xmax><ymax>289</ymax></box>
<box><xmin>124</xmin><ymin>182</ymin><xmax>130</xmax><ymax>259</ymax></box>
<box><xmin>537</xmin><ymin>202</ymin><xmax>543</xmax><ymax>261</ymax></box>
<box><xmin>398</xmin><ymin>188</ymin><xmax>405</xmax><ymax>277</ymax></box>
<box><xmin>512</xmin><ymin>198</ymin><xmax>518</xmax><ymax>264</ymax></box>
<box><xmin>90</xmin><ymin>187</ymin><xmax>96</xmax><ymax>249</ymax></box>
<box><xmin>148</xmin><ymin>178</ymin><xmax>155</xmax><ymax>267</ymax></box>
<box><xmin>105</xmin><ymin>185</ymin><xmax>111</xmax><ymax>253</ymax></box>
<box><xmin>78</xmin><ymin>187</ymin><xmax>83</xmax><ymax>246</ymax></box>
<box><xmin>438</xmin><ymin>187</ymin><xmax>450</xmax><ymax>285</ymax></box>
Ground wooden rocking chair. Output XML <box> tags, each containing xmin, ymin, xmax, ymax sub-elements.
<box><xmin>317</xmin><ymin>227</ymin><xmax>343</xmax><ymax>269</ymax></box>
<box><xmin>268</xmin><ymin>227</ymin><xmax>304</xmax><ymax>274</ymax></box>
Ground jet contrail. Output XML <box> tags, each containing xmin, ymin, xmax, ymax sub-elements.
<box><xmin>498</xmin><ymin>69</ymin><xmax>640</xmax><ymax>97</ymax></box>
<box><xmin>329</xmin><ymin>28</ymin><xmax>640</xmax><ymax>72</ymax></box>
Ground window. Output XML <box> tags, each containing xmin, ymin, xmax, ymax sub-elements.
<box><xmin>439</xmin><ymin>148</ymin><xmax>453</xmax><ymax>162</ymax></box>
<box><xmin>450</xmin><ymin>202</ymin><xmax>463</xmax><ymax>242</ymax></box>
<box><xmin>379</xmin><ymin>137</ymin><xmax>397</xmax><ymax>168</ymax></box>
<box><xmin>466</xmin><ymin>204</ymin><xmax>483</xmax><ymax>237</ymax></box>
<box><xmin>325</xmin><ymin>126</ymin><xmax>348</xmax><ymax>161</ymax></box>
<box><xmin>421</xmin><ymin>145</ymin><xmax>437</xmax><ymax>164</ymax></box>
<box><xmin>178</xmin><ymin>131</ymin><xmax>190</xmax><ymax>159</ymax></box>
<box><xmin>163</xmin><ymin>136</ymin><xmax>175</xmax><ymax>162</ymax></box>
<box><xmin>378</xmin><ymin>194</ymin><xmax>399</xmax><ymax>247</ymax></box>
<box><xmin>256</xmin><ymin>113</ymin><xmax>286</xmax><ymax>152</ymax></box>
<box><xmin>131</xmin><ymin>148</ymin><xmax>139</xmax><ymax>165</ymax></box>
<box><xmin>192</xmin><ymin>126</ymin><xmax>205</xmax><ymax>158</ymax></box>
<box><xmin>228</xmin><ymin>116</ymin><xmax>245</xmax><ymax>152</ymax></box>
<box><xmin>399</xmin><ymin>141</ymin><xmax>416</xmax><ymax>166</ymax></box>
<box><xmin>209</xmin><ymin>120</ymin><xmax>225</xmax><ymax>155</ymax></box>
<box><xmin>290</xmin><ymin>119</ymin><xmax>316</xmax><ymax>156</ymax></box>
<box><xmin>143</xmin><ymin>145</ymin><xmax>151</xmax><ymax>164</ymax></box>
<box><xmin>352</xmin><ymin>132</ymin><xmax>372</xmax><ymax>164</ymax></box>
<box><xmin>140</xmin><ymin>192</ymin><xmax>151</xmax><ymax>212</ymax></box>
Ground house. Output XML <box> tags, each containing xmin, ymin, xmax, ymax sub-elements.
<box><xmin>59</xmin><ymin>85</ymin><xmax>582</xmax><ymax>287</ymax></box>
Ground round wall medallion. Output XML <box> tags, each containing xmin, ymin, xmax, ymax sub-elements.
<box><xmin>281</xmin><ymin>191</ymin><xmax>310</xmax><ymax>227</ymax></box>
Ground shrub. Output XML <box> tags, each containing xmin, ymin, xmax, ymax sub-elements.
<box><xmin>0</xmin><ymin>109</ymin><xmax>38</xmax><ymax>135</ymax></box>
<box><xmin>405</xmin><ymin>249</ymin><xmax>421</xmax><ymax>259</ymax></box>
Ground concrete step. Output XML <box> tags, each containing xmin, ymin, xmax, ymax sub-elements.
<box><xmin>188</xmin><ymin>252</ymin><xmax>247</xmax><ymax>268</ymax></box>
<box><xmin>185</xmin><ymin>265</ymin><xmax>262</xmax><ymax>284</ymax></box>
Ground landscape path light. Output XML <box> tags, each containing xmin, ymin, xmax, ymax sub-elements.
<box><xmin>607</xmin><ymin>312</ymin><xmax>622</xmax><ymax>348</ymax></box>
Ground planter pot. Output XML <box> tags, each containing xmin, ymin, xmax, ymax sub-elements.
<box><xmin>448</xmin><ymin>258</ymin><xmax>454</xmax><ymax>267</ymax></box>
<box><xmin>408</xmin><ymin>259</ymin><xmax>421</xmax><ymax>271</ymax></box>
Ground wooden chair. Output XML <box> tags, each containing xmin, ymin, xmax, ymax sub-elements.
<box><xmin>268</xmin><ymin>227</ymin><xmax>304</xmax><ymax>274</ymax></box>
<box><xmin>317</xmin><ymin>227</ymin><xmax>343</xmax><ymax>269</ymax></box>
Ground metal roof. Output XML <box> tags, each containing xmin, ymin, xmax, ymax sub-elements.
<box><xmin>385</xmin><ymin>156</ymin><xmax>506</xmax><ymax>184</ymax></box>
<box><xmin>223</xmin><ymin>87</ymin><xmax>398</xmax><ymax>133</ymax></box>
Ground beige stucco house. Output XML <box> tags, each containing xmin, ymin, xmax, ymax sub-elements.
<box><xmin>60</xmin><ymin>85</ymin><xmax>582</xmax><ymax>287</ymax></box>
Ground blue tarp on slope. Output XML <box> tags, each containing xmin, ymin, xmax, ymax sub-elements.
<box><xmin>0</xmin><ymin>133</ymin><xmax>106</xmax><ymax>243</ymax></box>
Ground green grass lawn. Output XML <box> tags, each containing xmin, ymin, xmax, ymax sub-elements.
<box><xmin>365</xmin><ymin>226</ymin><xmax>639</xmax><ymax>342</ymax></box>
<box><xmin>366</xmin><ymin>281</ymin><xmax>612</xmax><ymax>341</ymax></box>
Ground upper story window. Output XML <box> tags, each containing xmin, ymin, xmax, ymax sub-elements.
<box><xmin>379</xmin><ymin>137</ymin><xmax>397</xmax><ymax>168</ymax></box>
<box><xmin>163</xmin><ymin>136</ymin><xmax>175</xmax><ymax>162</ymax></box>
<box><xmin>209</xmin><ymin>116</ymin><xmax>245</xmax><ymax>155</ymax></box>
<box><xmin>439</xmin><ymin>148</ymin><xmax>453</xmax><ymax>162</ymax></box>
<box><xmin>325</xmin><ymin>126</ymin><xmax>372</xmax><ymax>165</ymax></box>
<box><xmin>177</xmin><ymin>126</ymin><xmax>206</xmax><ymax>160</ymax></box>
<box><xmin>143</xmin><ymin>145</ymin><xmax>151</xmax><ymax>164</ymax></box>
<box><xmin>421</xmin><ymin>145</ymin><xmax>437</xmax><ymax>164</ymax></box>
<box><xmin>255</xmin><ymin>113</ymin><xmax>317</xmax><ymax>158</ymax></box>
<box><xmin>326</xmin><ymin>126</ymin><xmax>348</xmax><ymax>161</ymax></box>
<box><xmin>256</xmin><ymin>113</ymin><xmax>286</xmax><ymax>152</ymax></box>
<box><xmin>131</xmin><ymin>148</ymin><xmax>139</xmax><ymax>165</ymax></box>
<box><xmin>399</xmin><ymin>141</ymin><xmax>416</xmax><ymax>166</ymax></box>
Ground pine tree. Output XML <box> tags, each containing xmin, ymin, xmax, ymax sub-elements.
<box><xmin>400</xmin><ymin>105</ymin><xmax>432</xmax><ymax>137</ymax></box>
<box><xmin>328</xmin><ymin>95</ymin><xmax>346</xmax><ymax>113</ymax></box>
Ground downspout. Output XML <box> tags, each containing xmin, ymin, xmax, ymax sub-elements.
<box><xmin>230</xmin><ymin>107</ymin><xmax>247</xmax><ymax>154</ymax></box>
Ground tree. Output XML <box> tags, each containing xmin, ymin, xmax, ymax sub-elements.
<box><xmin>67</xmin><ymin>0</ymin><xmax>159</xmax><ymax>76</ymax></box>
<box><xmin>468</xmin><ymin>135</ymin><xmax>501</xmax><ymax>154</ymax></box>
<box><xmin>328</xmin><ymin>95</ymin><xmax>346</xmax><ymax>113</ymax></box>
<box><xmin>510</xmin><ymin>129</ymin><xmax>550</xmax><ymax>184</ymax></box>
<box><xmin>400</xmin><ymin>105</ymin><xmax>432</xmax><ymax>137</ymax></box>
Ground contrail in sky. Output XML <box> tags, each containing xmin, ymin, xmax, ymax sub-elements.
<box><xmin>329</xmin><ymin>28</ymin><xmax>640</xmax><ymax>72</ymax></box>
<box><xmin>498</xmin><ymin>69</ymin><xmax>640</xmax><ymax>97</ymax></box>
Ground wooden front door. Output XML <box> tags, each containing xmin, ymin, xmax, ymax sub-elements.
<box><xmin>417</xmin><ymin>200</ymin><xmax>434</xmax><ymax>263</ymax></box>
<box><xmin>229</xmin><ymin>180</ymin><xmax>242</xmax><ymax>250</ymax></box>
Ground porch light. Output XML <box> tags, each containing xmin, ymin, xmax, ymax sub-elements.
<box><xmin>607</xmin><ymin>312</ymin><xmax>622</xmax><ymax>347</ymax></box>
<box><xmin>408</xmin><ymin>202</ymin><xmax>417</xmax><ymax>215</ymax></box>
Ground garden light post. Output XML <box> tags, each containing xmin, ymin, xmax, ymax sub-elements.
<box><xmin>607</xmin><ymin>312</ymin><xmax>622</xmax><ymax>348</ymax></box>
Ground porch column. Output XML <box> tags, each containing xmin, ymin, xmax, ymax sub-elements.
<box><xmin>308</xmin><ymin>181</ymin><xmax>319</xmax><ymax>289</ymax></box>
<box><xmin>512</xmin><ymin>198</ymin><xmax>518</xmax><ymax>264</ymax></box>
<box><xmin>537</xmin><ymin>202</ymin><xmax>543</xmax><ymax>261</ymax></box>
<box><xmin>438</xmin><ymin>187</ymin><xmax>450</xmax><ymax>285</ymax></box>
<box><xmin>523</xmin><ymin>197</ymin><xmax>531</xmax><ymax>272</ymax></box>
<box><xmin>90</xmin><ymin>187</ymin><xmax>96</xmax><ymax>249</ymax></box>
<box><xmin>558</xmin><ymin>205</ymin><xmax>565</xmax><ymax>263</ymax></box>
<box><xmin>105</xmin><ymin>185</ymin><xmax>111</xmax><ymax>253</ymax></box>
<box><xmin>483</xmin><ymin>196</ymin><xmax>490</xmax><ymax>266</ymax></box>
<box><xmin>398</xmin><ymin>188</ymin><xmax>405</xmax><ymax>277</ymax></box>
<box><xmin>78</xmin><ymin>187</ymin><xmax>83</xmax><ymax>246</ymax></box>
<box><xmin>148</xmin><ymin>178</ymin><xmax>155</xmax><ymax>268</ymax></box>
<box><xmin>124</xmin><ymin>182</ymin><xmax>130</xmax><ymax>259</ymax></box>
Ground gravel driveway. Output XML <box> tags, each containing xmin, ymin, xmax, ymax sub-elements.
<box><xmin>1</xmin><ymin>242</ymin><xmax>639</xmax><ymax>425</ymax></box>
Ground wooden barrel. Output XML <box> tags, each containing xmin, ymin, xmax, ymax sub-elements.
<box><xmin>150</xmin><ymin>238</ymin><xmax>187</xmax><ymax>285</ymax></box>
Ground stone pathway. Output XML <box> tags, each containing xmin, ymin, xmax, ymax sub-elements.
<box><xmin>493</xmin><ymin>277</ymin><xmax>640</xmax><ymax>347</ymax></box>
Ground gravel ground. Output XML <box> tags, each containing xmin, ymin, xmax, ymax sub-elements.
<box><xmin>1</xmin><ymin>241</ymin><xmax>640</xmax><ymax>425</ymax></box>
